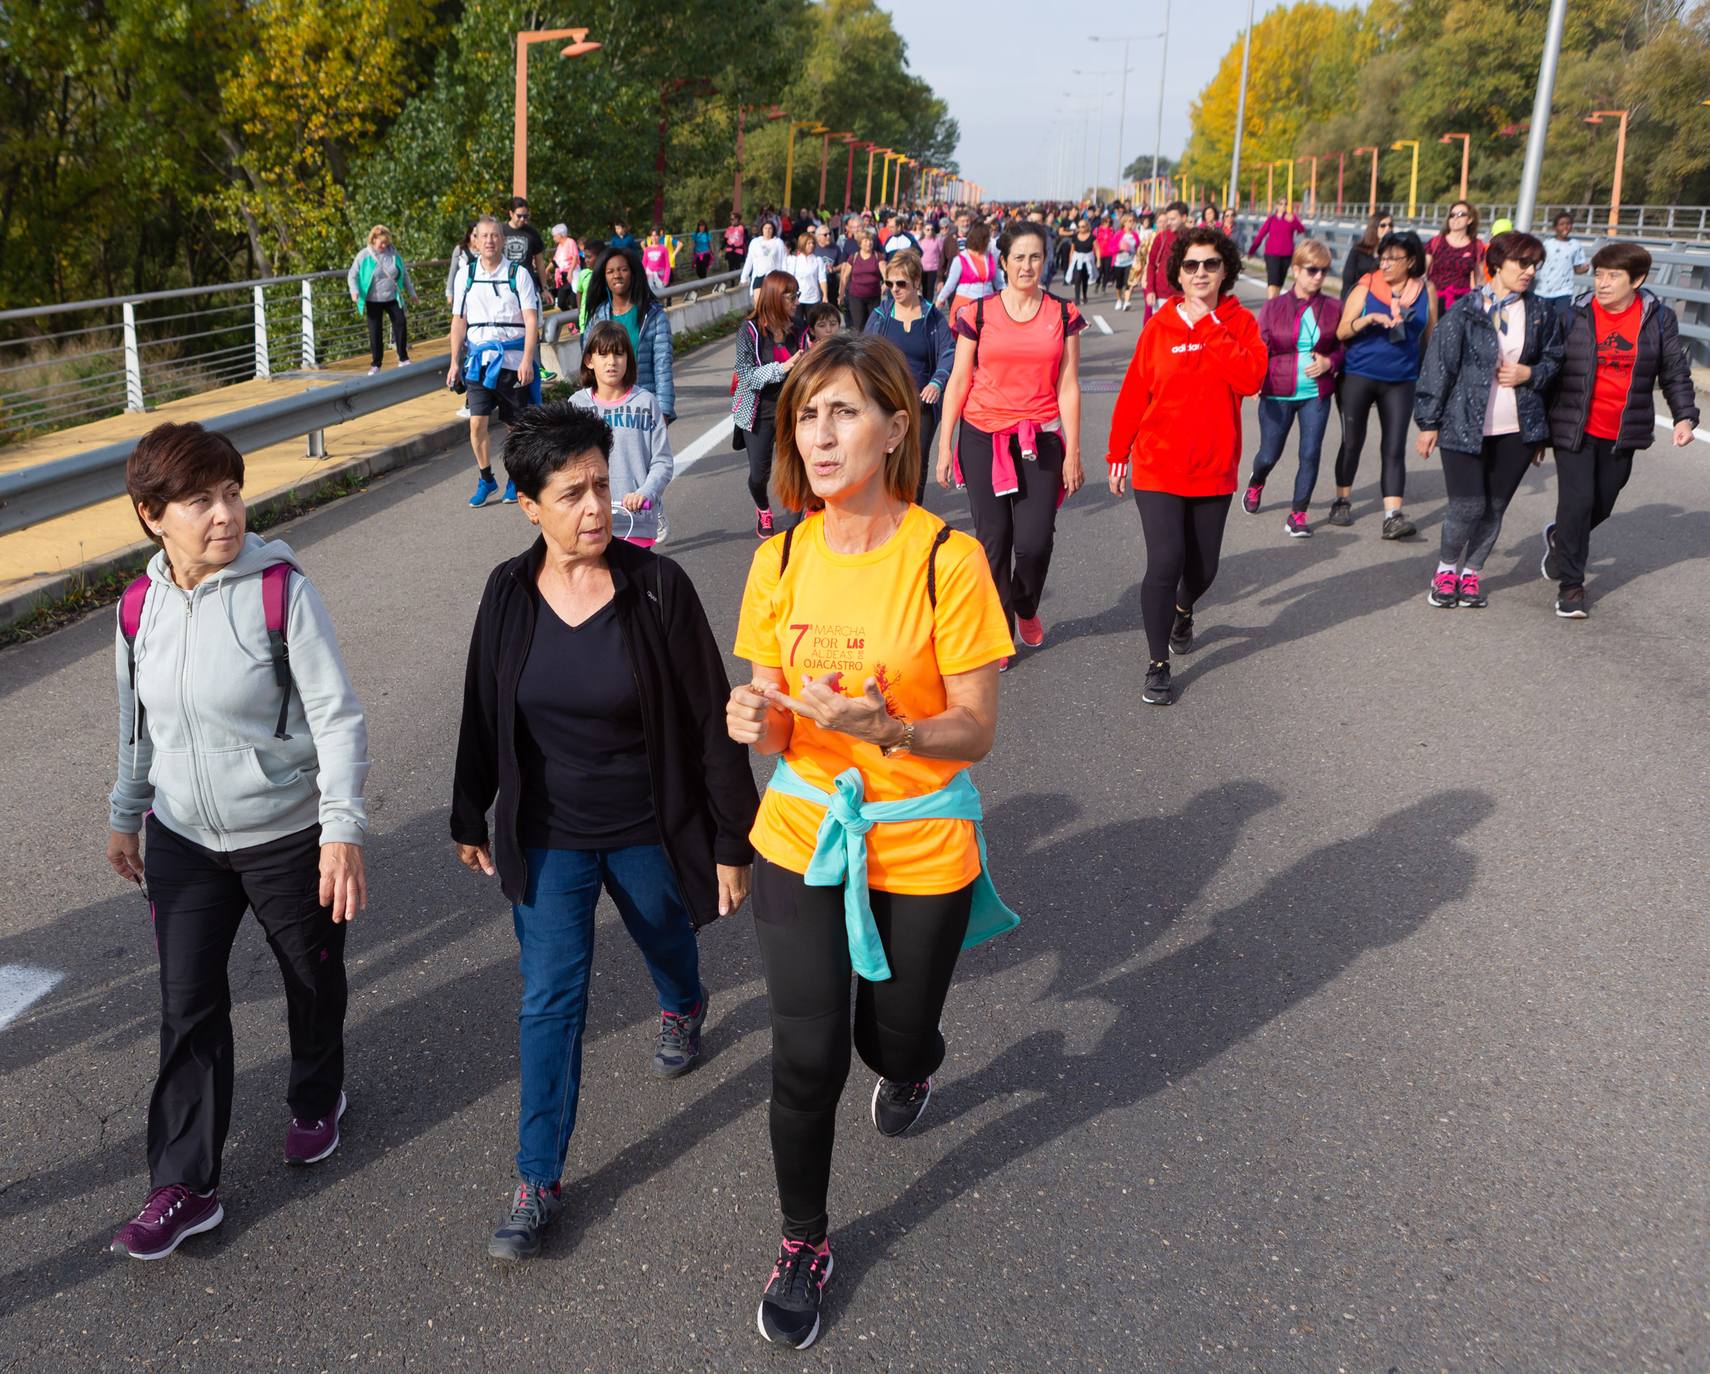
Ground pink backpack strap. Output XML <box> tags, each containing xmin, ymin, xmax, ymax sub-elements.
<box><xmin>260</xmin><ymin>563</ymin><xmax>294</xmax><ymax>740</ymax></box>
<box><xmin>119</xmin><ymin>574</ymin><xmax>152</xmax><ymax>688</ymax></box>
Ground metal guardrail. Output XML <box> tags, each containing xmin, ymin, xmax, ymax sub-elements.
<box><xmin>1245</xmin><ymin>203</ymin><xmax>1710</xmax><ymax>241</ymax></box>
<box><xmin>0</xmin><ymin>234</ymin><xmax>725</xmax><ymax>446</ymax></box>
<box><xmin>1232</xmin><ymin>213</ymin><xmax>1710</xmax><ymax>367</ymax></box>
<box><xmin>0</xmin><ymin>266</ymin><xmax>746</xmax><ymax>538</ymax></box>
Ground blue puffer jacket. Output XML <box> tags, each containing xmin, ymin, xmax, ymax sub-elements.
<box><xmin>585</xmin><ymin>300</ymin><xmax>676</xmax><ymax>419</ymax></box>
<box><xmin>1415</xmin><ymin>289</ymin><xmax>1562</xmax><ymax>452</ymax></box>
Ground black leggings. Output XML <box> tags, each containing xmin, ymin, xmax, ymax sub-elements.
<box><xmin>752</xmin><ymin>855</ymin><xmax>972</xmax><ymax>1243</ymax></box>
<box><xmin>847</xmin><ymin>294</ymin><xmax>880</xmax><ymax>332</ymax></box>
<box><xmin>1438</xmin><ymin>434</ymin><xmax>1534</xmax><ymax>571</ymax></box>
<box><xmin>957</xmin><ymin>423</ymin><xmax>1064</xmax><ymax>631</ymax></box>
<box><xmin>143</xmin><ymin>816</ymin><xmax>346</xmax><ymax>1193</ymax></box>
<box><xmin>1334</xmin><ymin>373</ymin><xmax>1415</xmax><ymax>499</ymax></box>
<box><xmin>743</xmin><ymin>409</ymin><xmax>778</xmax><ymax>511</ymax></box>
<box><xmin>915</xmin><ymin>403</ymin><xmax>941</xmax><ymax>505</ymax></box>
<box><xmin>365</xmin><ymin>299</ymin><xmax>408</xmax><ymax>367</ymax></box>
<box><xmin>1135</xmin><ymin>490</ymin><xmax>1234</xmax><ymax>663</ymax></box>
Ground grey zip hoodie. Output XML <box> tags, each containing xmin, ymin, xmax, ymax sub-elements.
<box><xmin>568</xmin><ymin>385</ymin><xmax>673</xmax><ymax>542</ymax></box>
<box><xmin>109</xmin><ymin>534</ymin><xmax>369</xmax><ymax>851</ymax></box>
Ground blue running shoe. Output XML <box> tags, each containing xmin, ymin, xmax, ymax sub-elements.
<box><xmin>469</xmin><ymin>472</ymin><xmax>499</xmax><ymax>508</ymax></box>
<box><xmin>502</xmin><ymin>480</ymin><xmax>518</xmax><ymax>504</ymax></box>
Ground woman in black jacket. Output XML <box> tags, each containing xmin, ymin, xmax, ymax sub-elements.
<box><xmin>1339</xmin><ymin>210</ymin><xmax>1393</xmax><ymax>300</ymax></box>
<box><xmin>1541</xmin><ymin>241</ymin><xmax>1701</xmax><ymax>618</ymax></box>
<box><xmin>1414</xmin><ymin>231</ymin><xmax>1562</xmax><ymax>609</ymax></box>
<box><xmin>450</xmin><ymin>403</ymin><xmax>758</xmax><ymax>1263</ymax></box>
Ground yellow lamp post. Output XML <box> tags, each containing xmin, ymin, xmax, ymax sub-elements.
<box><xmin>1439</xmin><ymin>132</ymin><xmax>1470</xmax><ymax>202</ymax></box>
<box><xmin>1391</xmin><ymin>139</ymin><xmax>1420</xmax><ymax>218</ymax></box>
<box><xmin>513</xmin><ymin>29</ymin><xmax>602</xmax><ymax>198</ymax></box>
<box><xmin>1583</xmin><ymin>110</ymin><xmax>1630</xmax><ymax>237</ymax></box>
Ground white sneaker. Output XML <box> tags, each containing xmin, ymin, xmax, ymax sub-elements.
<box><xmin>366</xmin><ymin>366</ymin><xmax>380</xmax><ymax>376</ymax></box>
<box><xmin>455</xmin><ymin>405</ymin><xmax>471</xmax><ymax>419</ymax></box>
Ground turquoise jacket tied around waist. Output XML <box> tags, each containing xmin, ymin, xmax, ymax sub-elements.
<box><xmin>765</xmin><ymin>758</ymin><xmax>1020</xmax><ymax>982</ymax></box>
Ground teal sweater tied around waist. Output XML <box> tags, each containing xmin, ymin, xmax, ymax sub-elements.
<box><xmin>765</xmin><ymin>758</ymin><xmax>1020</xmax><ymax>982</ymax></box>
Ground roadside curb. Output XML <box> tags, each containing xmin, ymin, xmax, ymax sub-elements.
<box><xmin>0</xmin><ymin>417</ymin><xmax>465</xmax><ymax>631</ymax></box>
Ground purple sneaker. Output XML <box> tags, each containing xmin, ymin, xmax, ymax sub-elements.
<box><xmin>110</xmin><ymin>1184</ymin><xmax>223</xmax><ymax>1260</ymax></box>
<box><xmin>284</xmin><ymin>1090</ymin><xmax>347</xmax><ymax>1165</ymax></box>
<box><xmin>1241</xmin><ymin>482</ymin><xmax>1264</xmax><ymax>515</ymax></box>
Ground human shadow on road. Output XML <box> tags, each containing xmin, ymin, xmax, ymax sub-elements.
<box><xmin>1480</xmin><ymin>502</ymin><xmax>1710</xmax><ymax>601</ymax></box>
<box><xmin>820</xmin><ymin>786</ymin><xmax>1493</xmax><ymax>1327</ymax></box>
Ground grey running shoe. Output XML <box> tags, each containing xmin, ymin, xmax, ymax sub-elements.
<box><xmin>652</xmin><ymin>988</ymin><xmax>708</xmax><ymax>1079</ymax></box>
<box><xmin>110</xmin><ymin>1184</ymin><xmax>223</xmax><ymax>1261</ymax></box>
<box><xmin>487</xmin><ymin>1180</ymin><xmax>561</xmax><ymax>1261</ymax></box>
<box><xmin>1555</xmin><ymin>586</ymin><xmax>1589</xmax><ymax>619</ymax></box>
<box><xmin>1381</xmin><ymin>512</ymin><xmax>1417</xmax><ymax>540</ymax></box>
<box><xmin>1327</xmin><ymin>497</ymin><xmax>1354</xmax><ymax>526</ymax></box>
<box><xmin>871</xmin><ymin>1077</ymin><xmax>932</xmax><ymax>1137</ymax></box>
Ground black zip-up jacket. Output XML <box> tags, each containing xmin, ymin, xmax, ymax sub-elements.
<box><xmin>1414</xmin><ymin>289</ymin><xmax>1562</xmax><ymax>453</ymax></box>
<box><xmin>1546</xmin><ymin>289</ymin><xmax>1700</xmax><ymax>452</ymax></box>
<box><xmin>450</xmin><ymin>536</ymin><xmax>758</xmax><ymax>925</ymax></box>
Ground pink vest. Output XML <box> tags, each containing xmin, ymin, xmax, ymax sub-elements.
<box><xmin>958</xmin><ymin>250</ymin><xmax>993</xmax><ymax>285</ymax></box>
<box><xmin>643</xmin><ymin>244</ymin><xmax>670</xmax><ymax>273</ymax></box>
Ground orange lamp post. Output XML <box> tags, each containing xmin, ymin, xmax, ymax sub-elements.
<box><xmin>1353</xmin><ymin>146</ymin><xmax>1380</xmax><ymax>217</ymax></box>
<box><xmin>513</xmin><ymin>29</ymin><xmax>601</xmax><ymax>198</ymax></box>
<box><xmin>1584</xmin><ymin>110</ymin><xmax>1630</xmax><ymax>236</ymax></box>
<box><xmin>1439</xmin><ymin>132</ymin><xmax>1470</xmax><ymax>202</ymax></box>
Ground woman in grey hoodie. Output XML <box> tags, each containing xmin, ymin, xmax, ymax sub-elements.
<box><xmin>569</xmin><ymin>321</ymin><xmax>673</xmax><ymax>546</ymax></box>
<box><xmin>105</xmin><ymin>421</ymin><xmax>370</xmax><ymax>1263</ymax></box>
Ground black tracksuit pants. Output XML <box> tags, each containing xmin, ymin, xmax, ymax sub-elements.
<box><xmin>143</xmin><ymin>815</ymin><xmax>347</xmax><ymax>1192</ymax></box>
<box><xmin>752</xmin><ymin>856</ymin><xmax>972</xmax><ymax>1243</ymax></box>
<box><xmin>957</xmin><ymin>423</ymin><xmax>1064</xmax><ymax>633</ymax></box>
<box><xmin>1552</xmin><ymin>435</ymin><xmax>1634</xmax><ymax>590</ymax></box>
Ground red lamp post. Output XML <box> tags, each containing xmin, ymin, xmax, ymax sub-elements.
<box><xmin>820</xmin><ymin>131</ymin><xmax>852</xmax><ymax>210</ymax></box>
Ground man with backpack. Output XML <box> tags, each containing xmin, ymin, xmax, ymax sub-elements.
<box><xmin>448</xmin><ymin>215</ymin><xmax>542</xmax><ymax>507</ymax></box>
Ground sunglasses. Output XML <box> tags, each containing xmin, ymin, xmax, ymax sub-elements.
<box><xmin>1448</xmin><ymin>211</ymin><xmax>1469</xmax><ymax>219</ymax></box>
<box><xmin>1378</xmin><ymin>220</ymin><xmax>1394</xmax><ymax>229</ymax></box>
<box><xmin>1181</xmin><ymin>257</ymin><xmax>1224</xmax><ymax>274</ymax></box>
<box><xmin>1299</xmin><ymin>265</ymin><xmax>1327</xmax><ymax>276</ymax></box>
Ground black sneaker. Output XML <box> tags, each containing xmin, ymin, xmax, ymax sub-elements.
<box><xmin>757</xmin><ymin>1238</ymin><xmax>834</xmax><ymax>1349</ymax></box>
<box><xmin>1540</xmin><ymin>522</ymin><xmax>1562</xmax><ymax>582</ymax></box>
<box><xmin>1381</xmin><ymin>512</ymin><xmax>1417</xmax><ymax>540</ymax></box>
<box><xmin>1327</xmin><ymin>497</ymin><xmax>1354</xmax><ymax>526</ymax></box>
<box><xmin>652</xmin><ymin>988</ymin><xmax>708</xmax><ymax>1079</ymax></box>
<box><xmin>487</xmin><ymin>1180</ymin><xmax>561</xmax><ymax>1261</ymax></box>
<box><xmin>1168</xmin><ymin>607</ymin><xmax>1194</xmax><ymax>655</ymax></box>
<box><xmin>1555</xmin><ymin>586</ymin><xmax>1589</xmax><ymax>619</ymax></box>
<box><xmin>871</xmin><ymin>1077</ymin><xmax>932</xmax><ymax>1137</ymax></box>
<box><xmin>1142</xmin><ymin>660</ymin><xmax>1173</xmax><ymax>705</ymax></box>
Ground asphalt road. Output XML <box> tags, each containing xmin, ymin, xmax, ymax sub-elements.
<box><xmin>2</xmin><ymin>281</ymin><xmax>1708</xmax><ymax>1373</ymax></box>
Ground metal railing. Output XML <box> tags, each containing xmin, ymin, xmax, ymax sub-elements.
<box><xmin>0</xmin><ymin>235</ymin><xmax>727</xmax><ymax>447</ymax></box>
<box><xmin>0</xmin><ymin>267</ymin><xmax>743</xmax><ymax>538</ymax></box>
<box><xmin>1246</xmin><ymin>203</ymin><xmax>1710</xmax><ymax>240</ymax></box>
<box><xmin>1232</xmin><ymin>213</ymin><xmax>1710</xmax><ymax>366</ymax></box>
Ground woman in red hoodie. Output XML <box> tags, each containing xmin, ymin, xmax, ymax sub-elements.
<box><xmin>1106</xmin><ymin>225</ymin><xmax>1267</xmax><ymax>705</ymax></box>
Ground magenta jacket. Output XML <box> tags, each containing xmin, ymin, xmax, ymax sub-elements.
<box><xmin>1257</xmin><ymin>291</ymin><xmax>1344</xmax><ymax>398</ymax></box>
<box><xmin>1249</xmin><ymin>214</ymin><xmax>1305</xmax><ymax>258</ymax></box>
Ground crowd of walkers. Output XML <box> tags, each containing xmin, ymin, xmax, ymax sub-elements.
<box><xmin>109</xmin><ymin>188</ymin><xmax>1699</xmax><ymax>1355</ymax></box>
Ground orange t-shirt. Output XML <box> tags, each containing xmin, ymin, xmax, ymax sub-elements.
<box><xmin>954</xmin><ymin>293</ymin><xmax>1086</xmax><ymax>431</ymax></box>
<box><xmin>733</xmin><ymin>506</ymin><xmax>1014</xmax><ymax>894</ymax></box>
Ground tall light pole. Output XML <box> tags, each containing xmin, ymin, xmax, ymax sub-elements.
<box><xmin>513</xmin><ymin>29</ymin><xmax>601</xmax><ymax>198</ymax></box>
<box><xmin>819</xmin><ymin>129</ymin><xmax>850</xmax><ymax>210</ymax></box>
<box><xmin>865</xmin><ymin>145</ymin><xmax>888</xmax><ymax>211</ymax></box>
<box><xmin>783</xmin><ymin>120</ymin><xmax>823</xmax><ymax>215</ymax></box>
<box><xmin>1073</xmin><ymin>73</ymin><xmax>1128</xmax><ymax>200</ymax></box>
<box><xmin>1515</xmin><ymin>0</ymin><xmax>1569</xmax><ymax>231</ymax></box>
<box><xmin>1354</xmin><ymin>145</ymin><xmax>1380</xmax><ymax>217</ymax></box>
<box><xmin>1151</xmin><ymin>0</ymin><xmax>1173</xmax><ymax>194</ymax></box>
<box><xmin>1391</xmin><ymin>139</ymin><xmax>1420</xmax><ymax>218</ymax></box>
<box><xmin>1584</xmin><ymin>110</ymin><xmax>1631</xmax><ymax>236</ymax></box>
<box><xmin>1439</xmin><ymin>132</ymin><xmax>1471</xmax><ymax>202</ymax></box>
<box><xmin>1299</xmin><ymin>154</ymin><xmax>1318</xmax><ymax>213</ymax></box>
<box><xmin>1090</xmin><ymin>31</ymin><xmax>1162</xmax><ymax>199</ymax></box>
<box><xmin>1229</xmin><ymin>0</ymin><xmax>1255</xmax><ymax>209</ymax></box>
<box><xmin>841</xmin><ymin>135</ymin><xmax>861</xmax><ymax>211</ymax></box>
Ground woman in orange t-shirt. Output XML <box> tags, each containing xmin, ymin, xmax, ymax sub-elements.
<box><xmin>935</xmin><ymin>220</ymin><xmax>1085</xmax><ymax>661</ymax></box>
<box><xmin>1106</xmin><ymin>226</ymin><xmax>1266</xmax><ymax>706</ymax></box>
<box><xmin>726</xmin><ymin>332</ymin><xmax>1014</xmax><ymax>1350</ymax></box>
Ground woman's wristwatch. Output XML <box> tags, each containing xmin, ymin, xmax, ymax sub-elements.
<box><xmin>880</xmin><ymin>717</ymin><xmax>915</xmax><ymax>757</ymax></box>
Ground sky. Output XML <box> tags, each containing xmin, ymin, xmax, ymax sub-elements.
<box><xmin>885</xmin><ymin>0</ymin><xmax>1312</xmax><ymax>201</ymax></box>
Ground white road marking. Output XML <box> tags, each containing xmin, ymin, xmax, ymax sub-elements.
<box><xmin>1654</xmin><ymin>417</ymin><xmax>1710</xmax><ymax>446</ymax></box>
<box><xmin>0</xmin><ymin>964</ymin><xmax>63</xmax><ymax>1031</ymax></box>
<box><xmin>1093</xmin><ymin>315</ymin><xmax>1114</xmax><ymax>335</ymax></box>
<box><xmin>673</xmin><ymin>416</ymin><xmax>736</xmax><ymax>475</ymax></box>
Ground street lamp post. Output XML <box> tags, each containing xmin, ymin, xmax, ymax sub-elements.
<box><xmin>1089</xmin><ymin>30</ymin><xmax>1163</xmax><ymax>199</ymax></box>
<box><xmin>1515</xmin><ymin>0</ymin><xmax>1569</xmax><ymax>231</ymax></box>
<box><xmin>1439</xmin><ymin>132</ymin><xmax>1470</xmax><ymax>202</ymax></box>
<box><xmin>1229</xmin><ymin>0</ymin><xmax>1256</xmax><ymax>209</ymax></box>
<box><xmin>733</xmin><ymin>104</ymin><xmax>785</xmax><ymax>220</ymax></box>
<box><xmin>820</xmin><ymin>131</ymin><xmax>851</xmax><ymax>211</ymax></box>
<box><xmin>1299</xmin><ymin>154</ymin><xmax>1318</xmax><ymax>213</ymax></box>
<box><xmin>1391</xmin><ymin>139</ymin><xmax>1420</xmax><ymax>218</ymax></box>
<box><xmin>866</xmin><ymin>147</ymin><xmax>890</xmax><ymax>211</ymax></box>
<box><xmin>513</xmin><ymin>28</ymin><xmax>601</xmax><ymax>199</ymax></box>
<box><xmin>841</xmin><ymin>135</ymin><xmax>861</xmax><ymax>212</ymax></box>
<box><xmin>1584</xmin><ymin>110</ymin><xmax>1631</xmax><ymax>236</ymax></box>
<box><xmin>1354</xmin><ymin>146</ymin><xmax>1379</xmax><ymax>217</ymax></box>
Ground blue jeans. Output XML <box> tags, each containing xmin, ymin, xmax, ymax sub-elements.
<box><xmin>512</xmin><ymin>845</ymin><xmax>702</xmax><ymax>1187</ymax></box>
<box><xmin>1250</xmin><ymin>393</ymin><xmax>1333</xmax><ymax>511</ymax></box>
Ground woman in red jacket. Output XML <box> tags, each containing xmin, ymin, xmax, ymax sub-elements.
<box><xmin>1106</xmin><ymin>226</ymin><xmax>1267</xmax><ymax>705</ymax></box>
